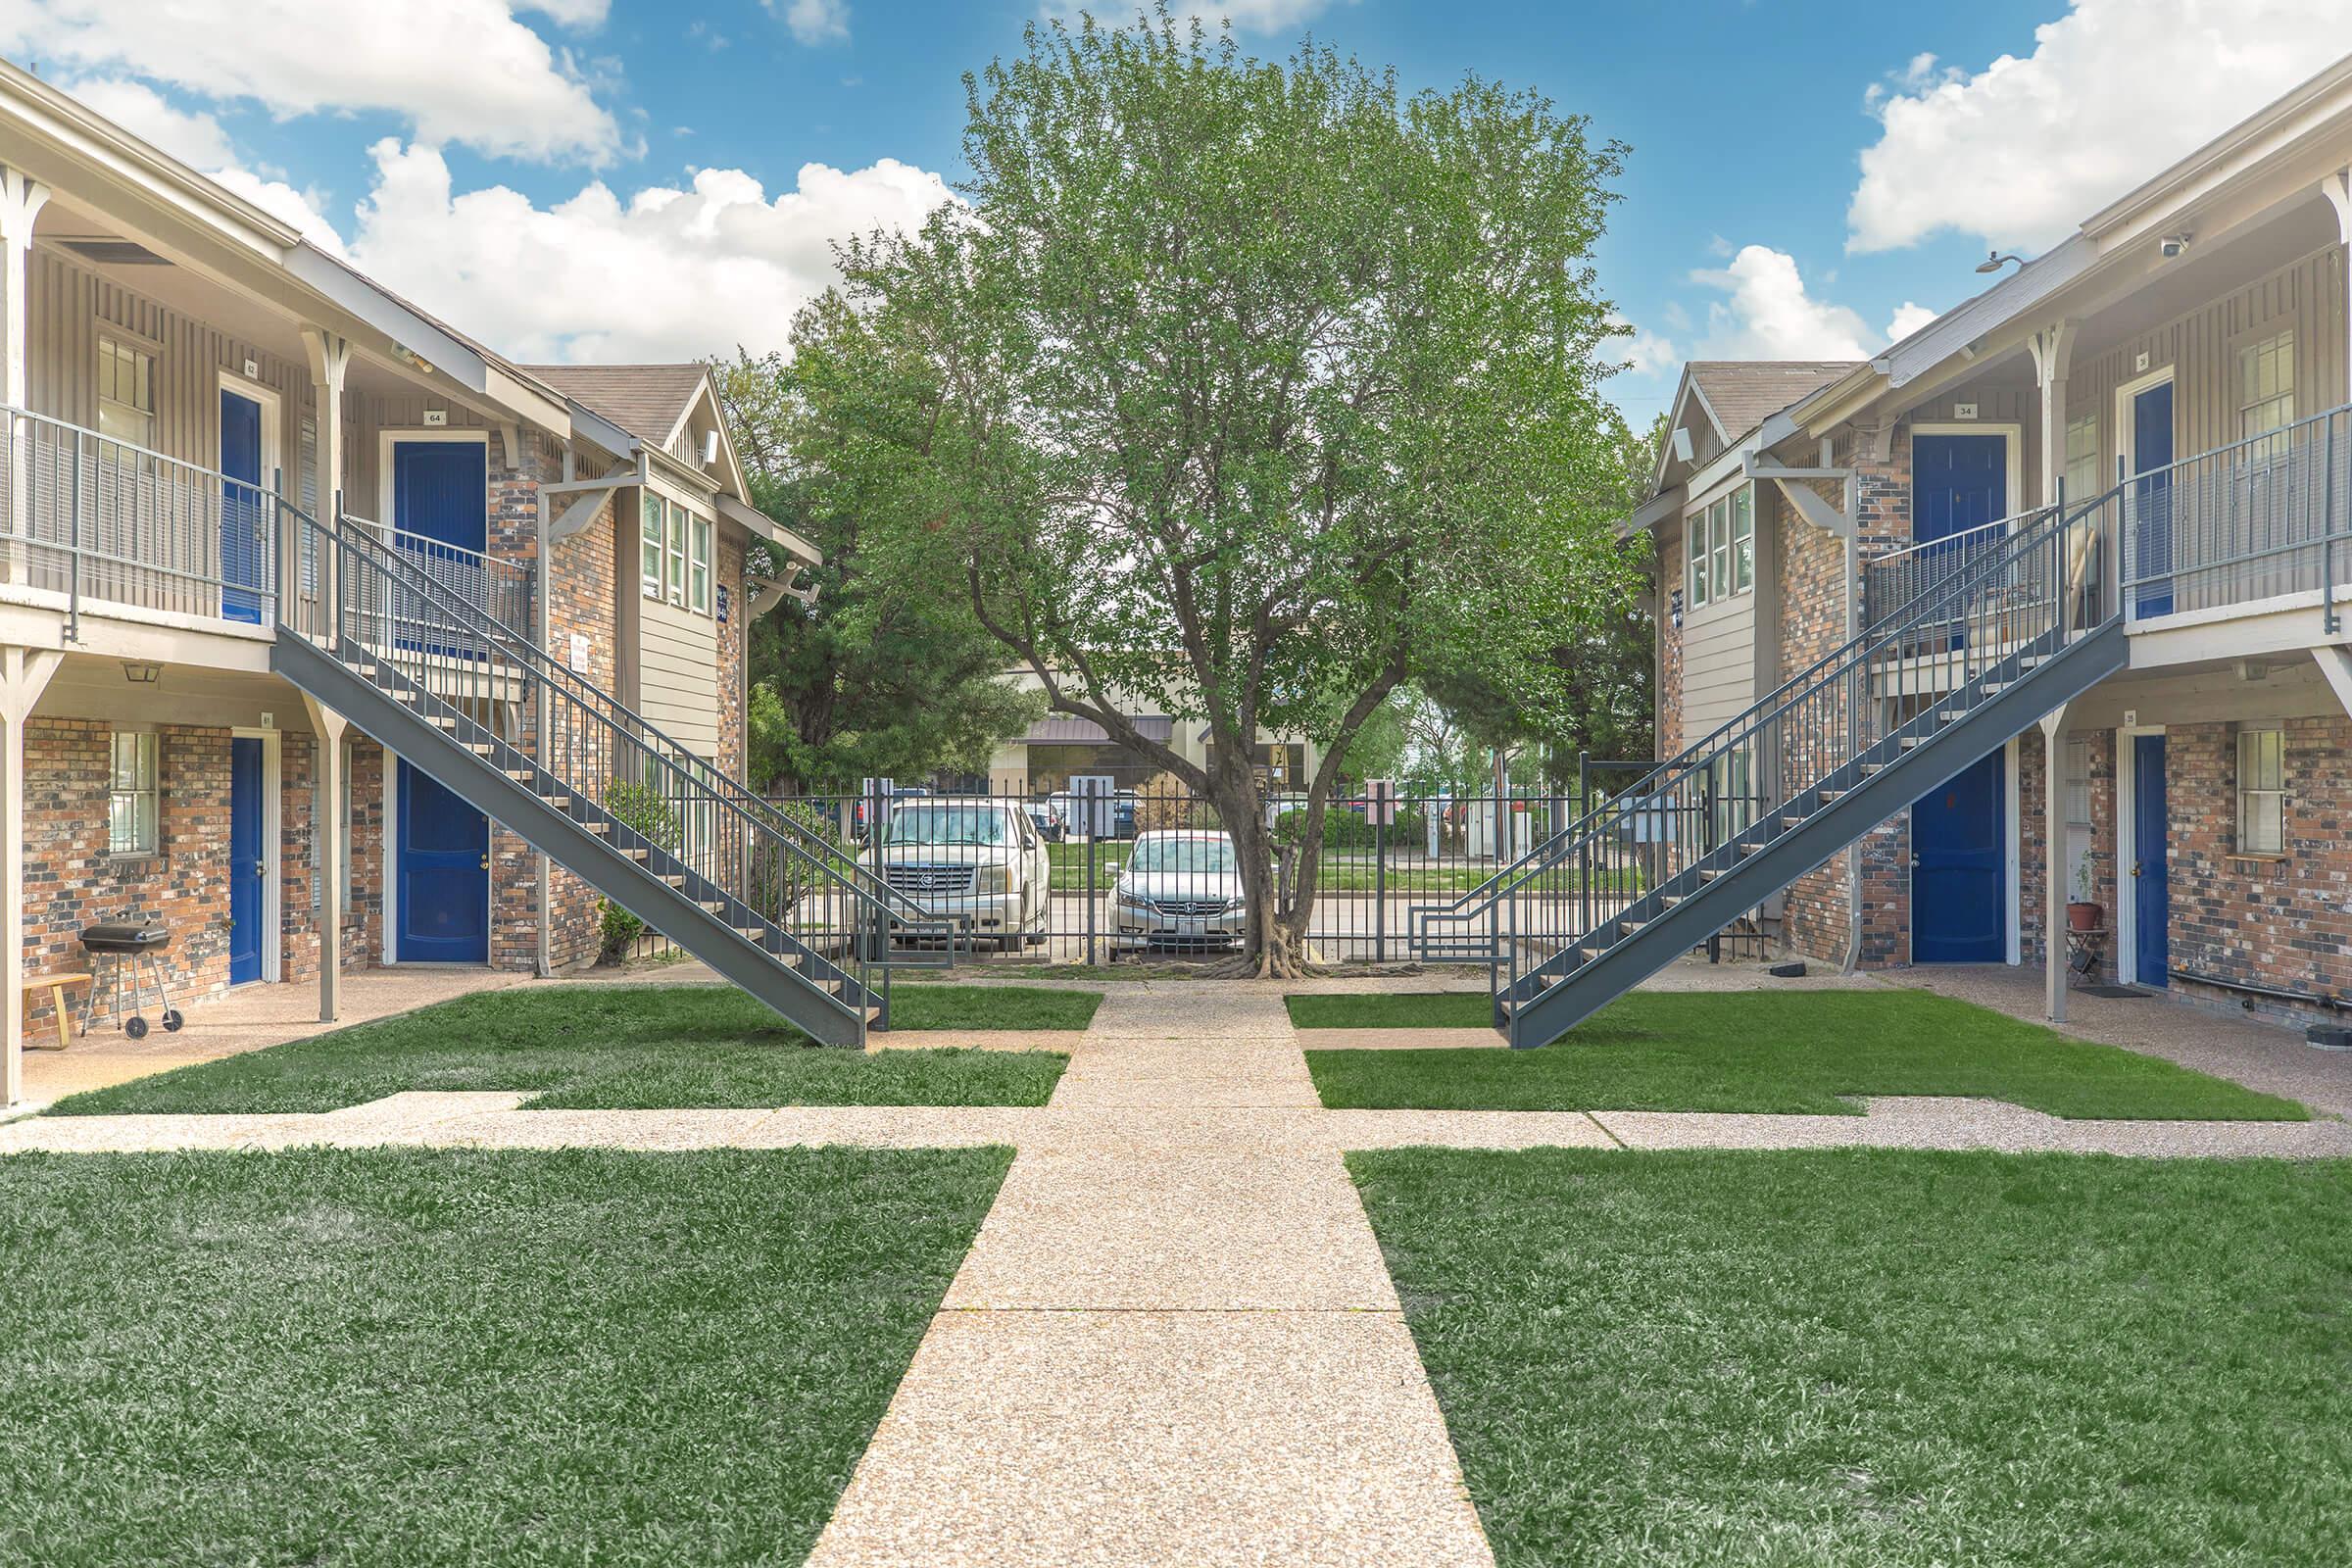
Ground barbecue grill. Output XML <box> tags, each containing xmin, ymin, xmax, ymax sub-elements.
<box><xmin>78</xmin><ymin>920</ymin><xmax>182</xmax><ymax>1040</ymax></box>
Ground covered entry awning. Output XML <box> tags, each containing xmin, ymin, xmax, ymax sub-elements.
<box><xmin>1018</xmin><ymin>713</ymin><xmax>1173</xmax><ymax>744</ymax></box>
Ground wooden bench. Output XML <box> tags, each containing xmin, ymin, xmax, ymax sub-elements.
<box><xmin>22</xmin><ymin>973</ymin><xmax>91</xmax><ymax>1051</ymax></box>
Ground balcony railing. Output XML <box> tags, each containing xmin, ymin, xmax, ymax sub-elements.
<box><xmin>1</xmin><ymin>405</ymin><xmax>531</xmax><ymax>642</ymax></box>
<box><xmin>1867</xmin><ymin>400</ymin><xmax>2352</xmax><ymax>635</ymax></box>
<box><xmin>2121</xmin><ymin>402</ymin><xmax>2352</xmax><ymax>623</ymax></box>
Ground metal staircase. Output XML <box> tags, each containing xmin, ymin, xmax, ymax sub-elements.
<box><xmin>274</xmin><ymin>509</ymin><xmax>943</xmax><ymax>1046</ymax></box>
<box><xmin>1413</xmin><ymin>483</ymin><xmax>2130</xmax><ymax>1048</ymax></box>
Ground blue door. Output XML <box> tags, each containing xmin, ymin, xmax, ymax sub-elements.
<box><xmin>392</xmin><ymin>441</ymin><xmax>486</xmax><ymax>552</ymax></box>
<box><xmin>220</xmin><ymin>389</ymin><xmax>267</xmax><ymax>624</ymax></box>
<box><xmin>2131</xmin><ymin>381</ymin><xmax>2175</xmax><ymax>616</ymax></box>
<box><xmin>2132</xmin><ymin>734</ymin><xmax>2169</xmax><ymax>987</ymax></box>
<box><xmin>228</xmin><ymin>736</ymin><xmax>265</xmax><ymax>985</ymax></box>
<box><xmin>1912</xmin><ymin>433</ymin><xmax>2008</xmax><ymax>544</ymax></box>
<box><xmin>1912</xmin><ymin>749</ymin><xmax>2006</xmax><ymax>963</ymax></box>
<box><xmin>397</xmin><ymin>760</ymin><xmax>488</xmax><ymax>963</ymax></box>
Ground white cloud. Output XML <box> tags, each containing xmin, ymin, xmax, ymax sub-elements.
<box><xmin>55</xmin><ymin>76</ymin><xmax>348</xmax><ymax>254</ymax></box>
<box><xmin>1607</xmin><ymin>314</ymin><xmax>1680</xmax><ymax>377</ymax></box>
<box><xmin>1</xmin><ymin>0</ymin><xmax>624</xmax><ymax>165</ymax></box>
<box><xmin>1690</xmin><ymin>245</ymin><xmax>1879</xmax><ymax>361</ymax></box>
<box><xmin>342</xmin><ymin>140</ymin><xmax>957</xmax><ymax>362</ymax></box>
<box><xmin>771</xmin><ymin>0</ymin><xmax>849</xmax><ymax>44</ymax></box>
<box><xmin>1847</xmin><ymin>0</ymin><xmax>2349</xmax><ymax>254</ymax></box>
<box><xmin>1885</xmin><ymin>300</ymin><xmax>1939</xmax><ymax>344</ymax></box>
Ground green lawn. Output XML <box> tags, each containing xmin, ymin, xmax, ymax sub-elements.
<box><xmin>0</xmin><ymin>1145</ymin><xmax>1009</xmax><ymax>1567</ymax></box>
<box><xmin>1351</xmin><ymin>1147</ymin><xmax>2352</xmax><ymax>1567</ymax></box>
<box><xmin>50</xmin><ymin>984</ymin><xmax>1087</xmax><ymax>1116</ymax></box>
<box><xmin>1296</xmin><ymin>990</ymin><xmax>2306</xmax><ymax>1119</ymax></box>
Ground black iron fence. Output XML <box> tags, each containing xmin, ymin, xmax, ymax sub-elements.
<box><xmin>602</xmin><ymin>782</ymin><xmax>1666</xmax><ymax>967</ymax></box>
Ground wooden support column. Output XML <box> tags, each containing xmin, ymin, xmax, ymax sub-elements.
<box><xmin>2326</xmin><ymin>171</ymin><xmax>2352</xmax><ymax>405</ymax></box>
<box><xmin>1</xmin><ymin>646</ymin><xmax>62</xmax><ymax>1104</ymax></box>
<box><xmin>2038</xmin><ymin>703</ymin><xmax>2071</xmax><ymax>1024</ymax></box>
<box><xmin>2</xmin><ymin>169</ymin><xmax>49</xmax><ymax>580</ymax></box>
<box><xmin>298</xmin><ymin>328</ymin><xmax>353</xmax><ymax>630</ymax></box>
<box><xmin>2028</xmin><ymin>319</ymin><xmax>2077</xmax><ymax>508</ymax></box>
<box><xmin>301</xmin><ymin>693</ymin><xmax>350</xmax><ymax>1024</ymax></box>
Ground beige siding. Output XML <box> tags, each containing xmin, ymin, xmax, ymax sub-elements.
<box><xmin>24</xmin><ymin>245</ymin><xmax>311</xmax><ymax>481</ymax></box>
<box><xmin>640</xmin><ymin>596</ymin><xmax>719</xmax><ymax>757</ymax></box>
<box><xmin>1680</xmin><ymin>596</ymin><xmax>1757</xmax><ymax>737</ymax></box>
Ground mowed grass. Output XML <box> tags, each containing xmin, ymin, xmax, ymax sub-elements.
<box><xmin>0</xmin><ymin>1145</ymin><xmax>1010</xmax><ymax>1568</ymax></box>
<box><xmin>50</xmin><ymin>984</ymin><xmax>1091</xmax><ymax>1116</ymax></box>
<box><xmin>1350</xmin><ymin>1147</ymin><xmax>2352</xmax><ymax>1568</ymax></box>
<box><xmin>1295</xmin><ymin>989</ymin><xmax>2305</xmax><ymax>1119</ymax></box>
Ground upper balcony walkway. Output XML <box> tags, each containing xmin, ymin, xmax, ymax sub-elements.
<box><xmin>1866</xmin><ymin>400</ymin><xmax>2352</xmax><ymax>669</ymax></box>
<box><xmin>0</xmin><ymin>404</ymin><xmax>530</xmax><ymax>662</ymax></box>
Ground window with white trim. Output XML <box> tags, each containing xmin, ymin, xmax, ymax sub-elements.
<box><xmin>688</xmin><ymin>514</ymin><xmax>712</xmax><ymax>614</ymax></box>
<box><xmin>1684</xmin><ymin>484</ymin><xmax>1754</xmax><ymax>610</ymax></box>
<box><xmin>108</xmin><ymin>730</ymin><xmax>159</xmax><ymax>857</ymax></box>
<box><xmin>2237</xmin><ymin>724</ymin><xmax>2283</xmax><ymax>857</ymax></box>
<box><xmin>665</xmin><ymin>501</ymin><xmax>688</xmax><ymax>607</ymax></box>
<box><xmin>2238</xmin><ymin>331</ymin><xmax>2295</xmax><ymax>458</ymax></box>
<box><xmin>96</xmin><ymin>336</ymin><xmax>156</xmax><ymax>450</ymax></box>
<box><xmin>2063</xmin><ymin>414</ymin><xmax>2099</xmax><ymax>505</ymax></box>
<box><xmin>640</xmin><ymin>493</ymin><xmax>665</xmax><ymax>600</ymax></box>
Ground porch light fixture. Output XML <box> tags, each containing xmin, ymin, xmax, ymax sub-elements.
<box><xmin>121</xmin><ymin>661</ymin><xmax>161</xmax><ymax>685</ymax></box>
<box><xmin>1975</xmin><ymin>252</ymin><xmax>2026</xmax><ymax>274</ymax></box>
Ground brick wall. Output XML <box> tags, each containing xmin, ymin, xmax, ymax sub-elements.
<box><xmin>1656</xmin><ymin>528</ymin><xmax>1685</xmax><ymax>759</ymax></box>
<box><xmin>718</xmin><ymin>527</ymin><xmax>747</xmax><ymax>786</ymax></box>
<box><xmin>18</xmin><ymin>719</ymin><xmax>371</xmax><ymax>1042</ymax></box>
<box><xmin>2018</xmin><ymin>728</ymin><xmax>2119</xmax><ymax>979</ymax></box>
<box><xmin>2169</xmin><ymin>715</ymin><xmax>2352</xmax><ymax>1024</ymax></box>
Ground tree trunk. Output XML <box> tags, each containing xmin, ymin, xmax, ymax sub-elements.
<box><xmin>1199</xmin><ymin>760</ymin><xmax>1329</xmax><ymax>980</ymax></box>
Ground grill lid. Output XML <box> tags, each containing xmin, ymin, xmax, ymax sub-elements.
<box><xmin>81</xmin><ymin>921</ymin><xmax>171</xmax><ymax>951</ymax></box>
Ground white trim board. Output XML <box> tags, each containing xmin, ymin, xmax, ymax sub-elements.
<box><xmin>373</xmin><ymin>426</ymin><xmax>491</xmax><ymax>536</ymax></box>
<box><xmin>229</xmin><ymin>724</ymin><xmax>282</xmax><ymax>986</ymax></box>
<box><xmin>2115</xmin><ymin>722</ymin><xmax>2168</xmax><ymax>987</ymax></box>
<box><xmin>1911</xmin><ymin>420</ymin><xmax>2027</xmax><ymax>529</ymax></box>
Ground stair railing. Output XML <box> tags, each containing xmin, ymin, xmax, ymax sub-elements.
<box><xmin>1415</xmin><ymin>479</ymin><xmax>2124</xmax><ymax>1012</ymax></box>
<box><xmin>286</xmin><ymin>509</ymin><xmax>949</xmax><ymax>1018</ymax></box>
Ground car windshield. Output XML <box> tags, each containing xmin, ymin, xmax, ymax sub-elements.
<box><xmin>887</xmin><ymin>804</ymin><xmax>1008</xmax><ymax>846</ymax></box>
<box><xmin>1129</xmin><ymin>837</ymin><xmax>1236</xmax><ymax>873</ymax></box>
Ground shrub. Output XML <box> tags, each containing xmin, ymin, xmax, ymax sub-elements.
<box><xmin>596</xmin><ymin>781</ymin><xmax>681</xmax><ymax>964</ymax></box>
<box><xmin>1272</xmin><ymin>804</ymin><xmax>1426</xmax><ymax>850</ymax></box>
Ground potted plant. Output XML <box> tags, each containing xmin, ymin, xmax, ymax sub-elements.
<box><xmin>2066</xmin><ymin>858</ymin><xmax>2102</xmax><ymax>932</ymax></box>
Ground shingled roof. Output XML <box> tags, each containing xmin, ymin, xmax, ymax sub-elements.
<box><xmin>519</xmin><ymin>364</ymin><xmax>710</xmax><ymax>445</ymax></box>
<box><xmin>1686</xmin><ymin>361</ymin><xmax>1859</xmax><ymax>443</ymax></box>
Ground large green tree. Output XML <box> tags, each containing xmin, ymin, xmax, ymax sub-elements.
<box><xmin>714</xmin><ymin>304</ymin><xmax>1041</xmax><ymax>794</ymax></box>
<box><xmin>846</xmin><ymin>10</ymin><xmax>1642</xmax><ymax>973</ymax></box>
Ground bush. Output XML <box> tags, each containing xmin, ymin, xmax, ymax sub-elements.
<box><xmin>597</xmin><ymin>781</ymin><xmax>681</xmax><ymax>965</ymax></box>
<box><xmin>1272</xmin><ymin>804</ymin><xmax>1427</xmax><ymax>850</ymax></box>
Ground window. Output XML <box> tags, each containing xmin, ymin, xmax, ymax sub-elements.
<box><xmin>640</xmin><ymin>494</ymin><xmax>664</xmax><ymax>600</ymax></box>
<box><xmin>96</xmin><ymin>336</ymin><xmax>156</xmax><ymax>449</ymax></box>
<box><xmin>1685</xmin><ymin>484</ymin><xmax>1757</xmax><ymax>610</ymax></box>
<box><xmin>2063</xmin><ymin>414</ymin><xmax>2099</xmax><ymax>505</ymax></box>
<box><xmin>665</xmin><ymin>501</ymin><xmax>688</xmax><ymax>607</ymax></box>
<box><xmin>2238</xmin><ymin>331</ymin><xmax>2295</xmax><ymax>457</ymax></box>
<box><xmin>2237</xmin><ymin>725</ymin><xmax>2284</xmax><ymax>857</ymax></box>
<box><xmin>688</xmin><ymin>514</ymin><xmax>712</xmax><ymax>614</ymax></box>
<box><xmin>108</xmin><ymin>730</ymin><xmax>159</xmax><ymax>857</ymax></box>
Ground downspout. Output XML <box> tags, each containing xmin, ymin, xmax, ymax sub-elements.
<box><xmin>1840</xmin><ymin>451</ymin><xmax>1865</xmax><ymax>975</ymax></box>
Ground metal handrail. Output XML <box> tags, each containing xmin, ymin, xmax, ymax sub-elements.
<box><xmin>1411</xmin><ymin>491</ymin><xmax>2087</xmax><ymax>934</ymax></box>
<box><xmin>1411</xmin><ymin>482</ymin><xmax>2124</xmax><ymax>997</ymax></box>
<box><xmin>289</xmin><ymin>509</ymin><xmax>949</xmax><ymax>1019</ymax></box>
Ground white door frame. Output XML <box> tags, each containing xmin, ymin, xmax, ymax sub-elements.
<box><xmin>229</xmin><ymin>725</ymin><xmax>282</xmax><ymax>985</ymax></box>
<box><xmin>1911</xmin><ymin>420</ymin><xmax>2027</xmax><ymax>530</ymax></box>
<box><xmin>375</xmin><ymin>427</ymin><xmax>490</xmax><ymax>538</ymax></box>
<box><xmin>217</xmin><ymin>368</ymin><xmax>283</xmax><ymax>488</ymax></box>
<box><xmin>2114</xmin><ymin>366</ymin><xmax>2176</xmax><ymax>484</ymax></box>
<box><xmin>2115</xmin><ymin>722</ymin><xmax>2166</xmax><ymax>986</ymax></box>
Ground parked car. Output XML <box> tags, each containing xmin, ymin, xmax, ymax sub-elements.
<box><xmin>1111</xmin><ymin>829</ymin><xmax>1249</xmax><ymax>952</ymax></box>
<box><xmin>850</xmin><ymin>784</ymin><xmax>932</xmax><ymax>842</ymax></box>
<box><xmin>1024</xmin><ymin>801</ymin><xmax>1066</xmax><ymax>843</ymax></box>
<box><xmin>859</xmin><ymin>799</ymin><xmax>1051</xmax><ymax>951</ymax></box>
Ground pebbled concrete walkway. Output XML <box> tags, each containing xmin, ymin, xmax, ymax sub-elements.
<box><xmin>9</xmin><ymin>979</ymin><xmax>2352</xmax><ymax>1565</ymax></box>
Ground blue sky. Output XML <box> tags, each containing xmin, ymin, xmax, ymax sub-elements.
<box><xmin>7</xmin><ymin>0</ymin><xmax>2342</xmax><ymax>418</ymax></box>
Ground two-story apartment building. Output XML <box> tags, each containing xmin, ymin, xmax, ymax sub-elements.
<box><xmin>0</xmin><ymin>63</ymin><xmax>839</xmax><ymax>1102</ymax></box>
<box><xmin>1626</xmin><ymin>54</ymin><xmax>2352</xmax><ymax>1031</ymax></box>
